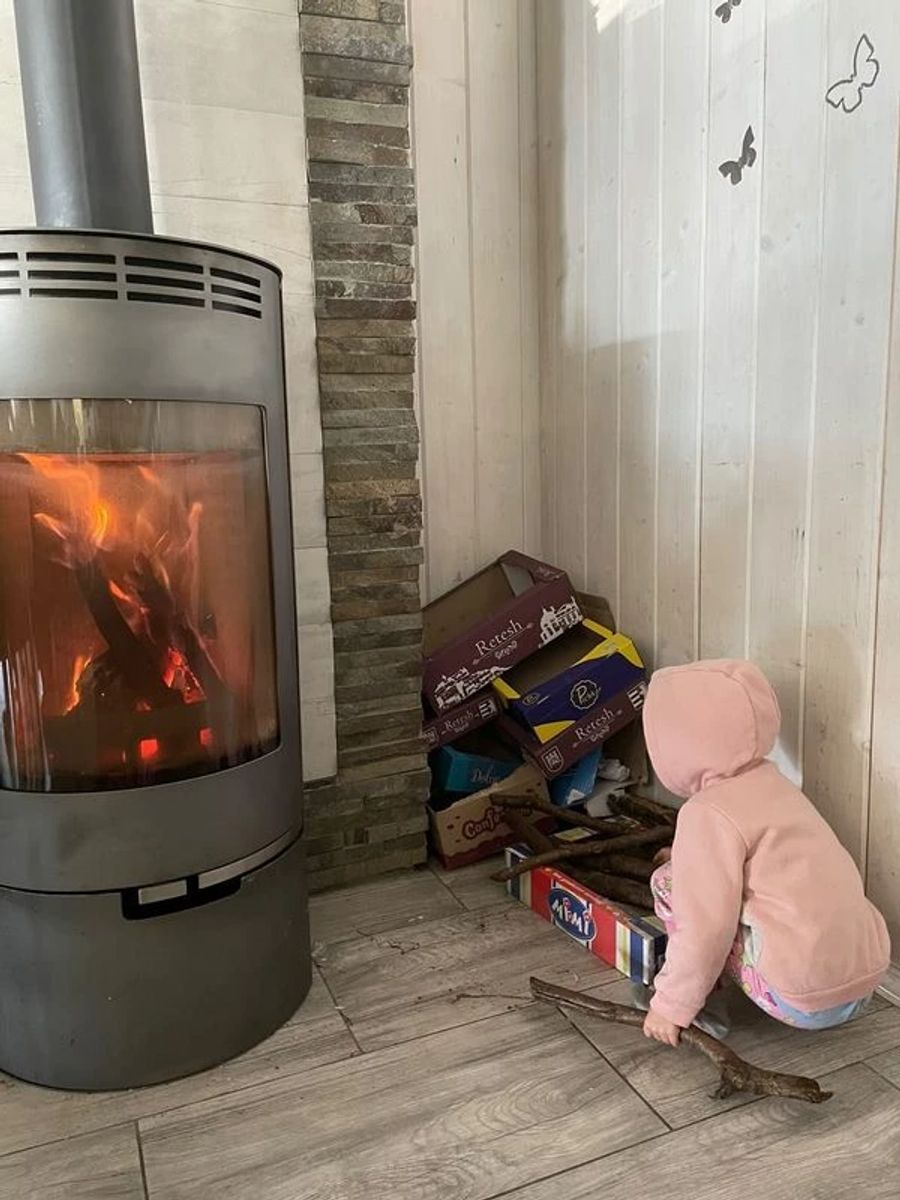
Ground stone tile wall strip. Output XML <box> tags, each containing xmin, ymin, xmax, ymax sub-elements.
<box><xmin>300</xmin><ymin>1</ymin><xmax>427</xmax><ymax>889</ymax></box>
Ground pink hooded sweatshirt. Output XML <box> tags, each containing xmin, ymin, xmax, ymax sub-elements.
<box><xmin>643</xmin><ymin>659</ymin><xmax>890</xmax><ymax>1029</ymax></box>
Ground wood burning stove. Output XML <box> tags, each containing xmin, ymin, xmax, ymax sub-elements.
<box><xmin>0</xmin><ymin>1</ymin><xmax>311</xmax><ymax>1090</ymax></box>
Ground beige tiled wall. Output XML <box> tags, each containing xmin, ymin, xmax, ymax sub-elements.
<box><xmin>0</xmin><ymin>0</ymin><xmax>336</xmax><ymax>781</ymax></box>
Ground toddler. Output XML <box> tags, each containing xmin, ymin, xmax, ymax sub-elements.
<box><xmin>640</xmin><ymin>659</ymin><xmax>890</xmax><ymax>1046</ymax></box>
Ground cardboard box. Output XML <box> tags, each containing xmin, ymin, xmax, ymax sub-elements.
<box><xmin>422</xmin><ymin>551</ymin><xmax>582</xmax><ymax>713</ymax></box>
<box><xmin>505</xmin><ymin>844</ymin><xmax>667</xmax><ymax>984</ymax></box>
<box><xmin>428</xmin><ymin>764</ymin><xmax>555</xmax><ymax>870</ymax></box>
<box><xmin>497</xmin><ymin>679</ymin><xmax>647</xmax><ymax>779</ymax></box>
<box><xmin>430</xmin><ymin>729</ymin><xmax>521</xmax><ymax>796</ymax></box>
<box><xmin>422</xmin><ymin>689</ymin><xmax>501</xmax><ymax>752</ymax></box>
<box><xmin>494</xmin><ymin>620</ymin><xmax>646</xmax><ymax>743</ymax></box>
<box><xmin>549</xmin><ymin>749</ymin><xmax>601</xmax><ymax>808</ymax></box>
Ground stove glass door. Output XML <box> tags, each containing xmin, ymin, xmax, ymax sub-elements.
<box><xmin>0</xmin><ymin>398</ymin><xmax>279</xmax><ymax>791</ymax></box>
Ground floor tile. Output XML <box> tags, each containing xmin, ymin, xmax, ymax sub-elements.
<box><xmin>0</xmin><ymin>1124</ymin><xmax>145</xmax><ymax>1200</ymax></box>
<box><xmin>866</xmin><ymin>1043</ymin><xmax>900</xmax><ymax>1090</ymax></box>
<box><xmin>0</xmin><ymin>988</ymin><xmax>353</xmax><ymax>1159</ymax></box>
<box><xmin>139</xmin><ymin>1005</ymin><xmax>665</xmax><ymax>1200</ymax></box>
<box><xmin>317</xmin><ymin>903</ymin><xmax>616</xmax><ymax>1051</ymax></box>
<box><xmin>429</xmin><ymin>854</ymin><xmax>515</xmax><ymax>912</ymax></box>
<box><xmin>500</xmin><ymin>1062</ymin><xmax>900</xmax><ymax>1200</ymax></box>
<box><xmin>309</xmin><ymin>867</ymin><xmax>462</xmax><ymax>947</ymax></box>
<box><xmin>566</xmin><ymin>975</ymin><xmax>900</xmax><ymax>1128</ymax></box>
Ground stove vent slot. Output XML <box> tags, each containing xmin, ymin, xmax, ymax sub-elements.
<box><xmin>0</xmin><ymin>251</ymin><xmax>20</xmax><ymax>295</ymax></box>
<box><xmin>124</xmin><ymin>253</ymin><xmax>206</xmax><ymax>310</ymax></box>
<box><xmin>210</xmin><ymin>266</ymin><xmax>262</xmax><ymax>319</ymax></box>
<box><xmin>25</xmin><ymin>250</ymin><xmax>117</xmax><ymax>300</ymax></box>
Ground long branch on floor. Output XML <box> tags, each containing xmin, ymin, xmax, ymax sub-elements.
<box><xmin>530</xmin><ymin>977</ymin><xmax>833</xmax><ymax>1104</ymax></box>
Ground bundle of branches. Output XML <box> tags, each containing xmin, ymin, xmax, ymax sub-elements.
<box><xmin>492</xmin><ymin>802</ymin><xmax>672</xmax><ymax>909</ymax></box>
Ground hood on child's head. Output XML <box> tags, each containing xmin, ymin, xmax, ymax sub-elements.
<box><xmin>642</xmin><ymin>659</ymin><xmax>780</xmax><ymax>798</ymax></box>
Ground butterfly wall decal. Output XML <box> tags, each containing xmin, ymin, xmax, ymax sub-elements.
<box><xmin>715</xmin><ymin>0</ymin><xmax>742</xmax><ymax>25</ymax></box>
<box><xmin>826</xmin><ymin>34</ymin><xmax>880</xmax><ymax>113</ymax></box>
<box><xmin>718</xmin><ymin>126</ymin><xmax>757</xmax><ymax>186</ymax></box>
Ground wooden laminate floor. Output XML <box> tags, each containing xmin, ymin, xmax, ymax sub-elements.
<box><xmin>3</xmin><ymin>858</ymin><xmax>900</xmax><ymax>1200</ymax></box>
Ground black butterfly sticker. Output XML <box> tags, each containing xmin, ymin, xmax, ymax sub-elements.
<box><xmin>826</xmin><ymin>34</ymin><xmax>880</xmax><ymax>113</ymax></box>
<box><xmin>715</xmin><ymin>0</ymin><xmax>742</xmax><ymax>24</ymax></box>
<box><xmin>718</xmin><ymin>126</ymin><xmax>757</xmax><ymax>186</ymax></box>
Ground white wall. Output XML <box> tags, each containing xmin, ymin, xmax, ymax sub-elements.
<box><xmin>0</xmin><ymin>0</ymin><xmax>335</xmax><ymax>780</ymax></box>
<box><xmin>537</xmin><ymin>0</ymin><xmax>900</xmax><ymax>945</ymax></box>
<box><xmin>410</xmin><ymin>0</ymin><xmax>543</xmax><ymax>601</ymax></box>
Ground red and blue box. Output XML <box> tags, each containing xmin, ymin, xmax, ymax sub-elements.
<box><xmin>505</xmin><ymin>844</ymin><xmax>667</xmax><ymax>984</ymax></box>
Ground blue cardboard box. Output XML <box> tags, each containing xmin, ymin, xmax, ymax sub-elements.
<box><xmin>431</xmin><ymin>731</ymin><xmax>521</xmax><ymax>796</ymax></box>
<box><xmin>493</xmin><ymin>619</ymin><xmax>646</xmax><ymax>744</ymax></box>
<box><xmin>549</xmin><ymin>749</ymin><xmax>602</xmax><ymax>807</ymax></box>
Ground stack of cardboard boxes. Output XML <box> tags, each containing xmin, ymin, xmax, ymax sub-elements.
<box><xmin>422</xmin><ymin>552</ymin><xmax>649</xmax><ymax>869</ymax></box>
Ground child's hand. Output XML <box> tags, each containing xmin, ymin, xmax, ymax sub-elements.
<box><xmin>653</xmin><ymin>845</ymin><xmax>672</xmax><ymax>866</ymax></box>
<box><xmin>643</xmin><ymin>1010</ymin><xmax>682</xmax><ymax>1046</ymax></box>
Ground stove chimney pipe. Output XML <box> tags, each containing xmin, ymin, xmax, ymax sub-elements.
<box><xmin>14</xmin><ymin>0</ymin><xmax>153</xmax><ymax>233</ymax></box>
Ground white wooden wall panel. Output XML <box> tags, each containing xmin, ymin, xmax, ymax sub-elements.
<box><xmin>470</xmin><ymin>0</ymin><xmax>529</xmax><ymax>568</ymax></box>
<box><xmin>583</xmin><ymin>3</ymin><xmax>622</xmax><ymax>607</ymax></box>
<box><xmin>518</xmin><ymin>0</ymin><xmax>543</xmax><ymax>559</ymax></box>
<box><xmin>870</xmin><ymin>161</ymin><xmax>900</xmax><ymax>950</ymax></box>
<box><xmin>618</xmin><ymin>2</ymin><xmax>662</xmax><ymax>655</ymax></box>
<box><xmin>408</xmin><ymin>0</ymin><xmax>477</xmax><ymax>600</ymax></box>
<box><xmin>803</xmin><ymin>2</ymin><xmax>900</xmax><ymax>863</ymax></box>
<box><xmin>537</xmin><ymin>1</ymin><xmax>563</xmax><ymax>564</ymax></box>
<box><xmin>698</xmin><ymin>2</ymin><xmax>766</xmax><ymax>659</ymax></box>
<box><xmin>654</xmin><ymin>0</ymin><xmax>707</xmax><ymax>670</ymax></box>
<box><xmin>411</xmin><ymin>0</ymin><xmax>542</xmax><ymax>601</ymax></box>
<box><xmin>747</xmin><ymin>0</ymin><xmax>826</xmax><ymax>784</ymax></box>
<box><xmin>536</xmin><ymin>0</ymin><xmax>900</xmax><ymax>937</ymax></box>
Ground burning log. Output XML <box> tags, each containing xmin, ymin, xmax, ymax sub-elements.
<box><xmin>492</xmin><ymin>825</ymin><xmax>672</xmax><ymax>884</ymax></box>
<box><xmin>530</xmin><ymin>977</ymin><xmax>833</xmax><ymax>1104</ymax></box>
<box><xmin>74</xmin><ymin>559</ymin><xmax>180</xmax><ymax>710</ymax></box>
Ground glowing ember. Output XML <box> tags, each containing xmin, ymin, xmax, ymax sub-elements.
<box><xmin>139</xmin><ymin>738</ymin><xmax>160</xmax><ymax>762</ymax></box>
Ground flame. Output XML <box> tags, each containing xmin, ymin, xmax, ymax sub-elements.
<box><xmin>90</xmin><ymin>501</ymin><xmax>110</xmax><ymax>546</ymax></box>
<box><xmin>23</xmin><ymin>450</ymin><xmax>209</xmax><ymax>733</ymax></box>
<box><xmin>63</xmin><ymin>653</ymin><xmax>90</xmax><ymax>714</ymax></box>
<box><xmin>23</xmin><ymin>453</ymin><xmax>111</xmax><ymax>558</ymax></box>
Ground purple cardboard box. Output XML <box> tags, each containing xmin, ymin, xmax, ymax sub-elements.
<box><xmin>494</xmin><ymin>621</ymin><xmax>646</xmax><ymax>743</ymax></box>
<box><xmin>422</xmin><ymin>689</ymin><xmax>501</xmax><ymax>751</ymax></box>
<box><xmin>422</xmin><ymin>551</ymin><xmax>582</xmax><ymax>713</ymax></box>
<box><xmin>497</xmin><ymin>680</ymin><xmax>648</xmax><ymax>778</ymax></box>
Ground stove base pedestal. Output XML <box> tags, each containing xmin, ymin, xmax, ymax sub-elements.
<box><xmin>0</xmin><ymin>834</ymin><xmax>311</xmax><ymax>1091</ymax></box>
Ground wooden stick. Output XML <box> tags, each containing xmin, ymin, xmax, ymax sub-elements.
<box><xmin>600</xmin><ymin>854</ymin><xmax>654</xmax><ymax>882</ymax></box>
<box><xmin>492</xmin><ymin>826</ymin><xmax>672</xmax><ymax>883</ymax></box>
<box><xmin>504</xmin><ymin>810</ymin><xmax>556</xmax><ymax>854</ymax></box>
<box><xmin>491</xmin><ymin>791</ymin><xmax>636</xmax><ymax>838</ymax></box>
<box><xmin>608</xmin><ymin>792</ymin><xmax>678</xmax><ymax>828</ymax></box>
<box><xmin>564</xmin><ymin>870</ymin><xmax>653</xmax><ymax>909</ymax></box>
<box><xmin>530</xmin><ymin>977</ymin><xmax>833</xmax><ymax>1104</ymax></box>
<box><xmin>503</xmin><ymin>813</ymin><xmax>653</xmax><ymax>907</ymax></box>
